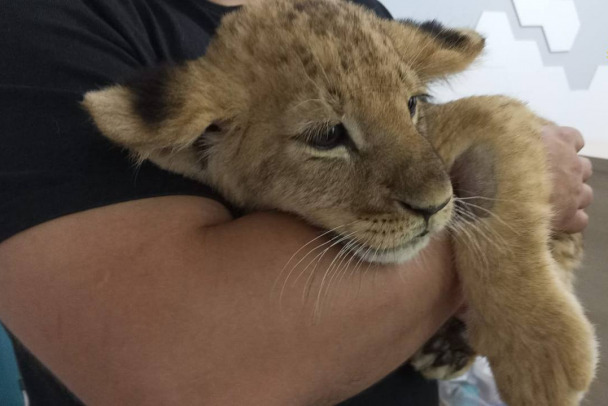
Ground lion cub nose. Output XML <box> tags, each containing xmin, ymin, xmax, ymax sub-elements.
<box><xmin>397</xmin><ymin>198</ymin><xmax>451</xmax><ymax>222</ymax></box>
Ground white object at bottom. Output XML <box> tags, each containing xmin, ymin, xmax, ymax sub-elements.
<box><xmin>438</xmin><ymin>357</ymin><xmax>506</xmax><ymax>406</ymax></box>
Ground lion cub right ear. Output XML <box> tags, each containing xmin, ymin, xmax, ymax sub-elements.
<box><xmin>82</xmin><ymin>62</ymin><xmax>238</xmax><ymax>162</ymax></box>
<box><xmin>383</xmin><ymin>19</ymin><xmax>485</xmax><ymax>82</ymax></box>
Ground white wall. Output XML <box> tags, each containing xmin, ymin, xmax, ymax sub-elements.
<box><xmin>381</xmin><ymin>0</ymin><xmax>608</xmax><ymax>159</ymax></box>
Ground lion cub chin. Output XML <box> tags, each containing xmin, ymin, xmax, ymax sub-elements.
<box><xmin>351</xmin><ymin>234</ymin><xmax>432</xmax><ymax>264</ymax></box>
<box><xmin>83</xmin><ymin>1</ymin><xmax>597</xmax><ymax>404</ymax></box>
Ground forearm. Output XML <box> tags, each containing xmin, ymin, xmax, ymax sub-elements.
<box><xmin>197</xmin><ymin>210</ymin><xmax>460</xmax><ymax>405</ymax></box>
<box><xmin>0</xmin><ymin>196</ymin><xmax>460</xmax><ymax>405</ymax></box>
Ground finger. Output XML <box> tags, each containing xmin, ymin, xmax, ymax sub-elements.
<box><xmin>579</xmin><ymin>183</ymin><xmax>594</xmax><ymax>209</ymax></box>
<box><xmin>561</xmin><ymin>127</ymin><xmax>585</xmax><ymax>151</ymax></box>
<box><xmin>580</xmin><ymin>157</ymin><xmax>593</xmax><ymax>181</ymax></box>
<box><xmin>561</xmin><ymin>210</ymin><xmax>589</xmax><ymax>234</ymax></box>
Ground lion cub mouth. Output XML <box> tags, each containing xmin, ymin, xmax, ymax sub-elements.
<box><xmin>312</xmin><ymin>201</ymin><xmax>453</xmax><ymax>265</ymax></box>
<box><xmin>337</xmin><ymin>231</ymin><xmax>433</xmax><ymax>265</ymax></box>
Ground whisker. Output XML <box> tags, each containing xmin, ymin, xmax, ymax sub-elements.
<box><xmin>455</xmin><ymin>195</ymin><xmax>513</xmax><ymax>203</ymax></box>
<box><xmin>457</xmin><ymin>200</ymin><xmax>519</xmax><ymax>236</ymax></box>
<box><xmin>279</xmin><ymin>232</ymin><xmax>342</xmax><ymax>300</ymax></box>
<box><xmin>275</xmin><ymin>222</ymin><xmax>354</xmax><ymax>291</ymax></box>
<box><xmin>449</xmin><ymin>213</ymin><xmax>489</xmax><ymax>270</ymax></box>
<box><xmin>318</xmin><ymin>238</ymin><xmax>362</xmax><ymax>310</ymax></box>
<box><xmin>302</xmin><ymin>230</ymin><xmax>360</xmax><ymax>306</ymax></box>
<box><xmin>318</xmin><ymin>236</ymin><xmax>356</xmax><ymax>306</ymax></box>
<box><xmin>276</xmin><ymin>222</ymin><xmax>361</xmax><ymax>303</ymax></box>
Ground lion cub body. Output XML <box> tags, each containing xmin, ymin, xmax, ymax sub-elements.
<box><xmin>83</xmin><ymin>1</ymin><xmax>597</xmax><ymax>404</ymax></box>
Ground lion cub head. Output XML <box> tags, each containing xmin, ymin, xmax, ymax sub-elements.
<box><xmin>83</xmin><ymin>0</ymin><xmax>484</xmax><ymax>263</ymax></box>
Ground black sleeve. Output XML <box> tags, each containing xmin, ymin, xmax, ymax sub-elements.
<box><xmin>0</xmin><ymin>0</ymin><xmax>392</xmax><ymax>243</ymax></box>
<box><xmin>348</xmin><ymin>0</ymin><xmax>394</xmax><ymax>19</ymax></box>
<box><xmin>0</xmin><ymin>0</ymin><xmax>234</xmax><ymax>244</ymax></box>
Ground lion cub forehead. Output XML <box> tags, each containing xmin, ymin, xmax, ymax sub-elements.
<box><xmin>206</xmin><ymin>0</ymin><xmax>419</xmax><ymax>100</ymax></box>
<box><xmin>213</xmin><ymin>1</ymin><xmax>406</xmax><ymax>69</ymax></box>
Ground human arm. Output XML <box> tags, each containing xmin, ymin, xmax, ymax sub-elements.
<box><xmin>0</xmin><ymin>196</ymin><xmax>460</xmax><ymax>406</ymax></box>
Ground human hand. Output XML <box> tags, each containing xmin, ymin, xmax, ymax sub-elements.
<box><xmin>542</xmin><ymin>126</ymin><xmax>593</xmax><ymax>233</ymax></box>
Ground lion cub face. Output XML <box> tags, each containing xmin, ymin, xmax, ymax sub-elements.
<box><xmin>84</xmin><ymin>0</ymin><xmax>484</xmax><ymax>263</ymax></box>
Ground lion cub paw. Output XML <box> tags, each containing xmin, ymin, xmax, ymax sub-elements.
<box><xmin>488</xmin><ymin>306</ymin><xmax>597</xmax><ymax>406</ymax></box>
<box><xmin>410</xmin><ymin>318</ymin><xmax>476</xmax><ymax>380</ymax></box>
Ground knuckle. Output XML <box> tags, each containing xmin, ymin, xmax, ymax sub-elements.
<box><xmin>561</xmin><ymin>126</ymin><xmax>584</xmax><ymax>148</ymax></box>
<box><xmin>587</xmin><ymin>185</ymin><xmax>594</xmax><ymax>203</ymax></box>
<box><xmin>556</xmin><ymin>129</ymin><xmax>570</xmax><ymax>141</ymax></box>
<box><xmin>580</xmin><ymin>211</ymin><xmax>589</xmax><ymax>227</ymax></box>
<box><xmin>582</xmin><ymin>157</ymin><xmax>593</xmax><ymax>175</ymax></box>
<box><xmin>569</xmin><ymin>211</ymin><xmax>589</xmax><ymax>233</ymax></box>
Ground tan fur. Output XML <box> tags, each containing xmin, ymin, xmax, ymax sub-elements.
<box><xmin>425</xmin><ymin>97</ymin><xmax>597</xmax><ymax>405</ymax></box>
<box><xmin>551</xmin><ymin>232</ymin><xmax>584</xmax><ymax>287</ymax></box>
<box><xmin>82</xmin><ymin>0</ymin><xmax>597</xmax><ymax>404</ymax></box>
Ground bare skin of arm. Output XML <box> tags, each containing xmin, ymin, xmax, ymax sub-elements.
<box><xmin>0</xmin><ymin>196</ymin><xmax>460</xmax><ymax>406</ymax></box>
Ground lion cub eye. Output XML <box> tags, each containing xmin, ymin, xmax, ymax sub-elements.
<box><xmin>408</xmin><ymin>96</ymin><xmax>418</xmax><ymax>117</ymax></box>
<box><xmin>308</xmin><ymin>124</ymin><xmax>349</xmax><ymax>150</ymax></box>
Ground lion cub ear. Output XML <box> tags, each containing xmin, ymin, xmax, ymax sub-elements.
<box><xmin>82</xmin><ymin>63</ymin><xmax>233</xmax><ymax>162</ymax></box>
<box><xmin>383</xmin><ymin>19</ymin><xmax>485</xmax><ymax>81</ymax></box>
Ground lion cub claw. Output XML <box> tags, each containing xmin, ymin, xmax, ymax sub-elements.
<box><xmin>410</xmin><ymin>318</ymin><xmax>476</xmax><ymax>380</ymax></box>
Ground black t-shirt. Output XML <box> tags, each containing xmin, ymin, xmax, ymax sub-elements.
<box><xmin>0</xmin><ymin>0</ymin><xmax>438</xmax><ymax>404</ymax></box>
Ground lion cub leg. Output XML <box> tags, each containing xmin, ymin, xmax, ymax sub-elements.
<box><xmin>425</xmin><ymin>96</ymin><xmax>597</xmax><ymax>405</ymax></box>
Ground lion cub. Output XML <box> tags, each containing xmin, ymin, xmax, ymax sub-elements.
<box><xmin>83</xmin><ymin>0</ymin><xmax>597</xmax><ymax>404</ymax></box>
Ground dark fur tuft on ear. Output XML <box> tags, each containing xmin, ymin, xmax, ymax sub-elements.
<box><xmin>382</xmin><ymin>18</ymin><xmax>485</xmax><ymax>81</ymax></box>
<box><xmin>402</xmin><ymin>19</ymin><xmax>478</xmax><ymax>50</ymax></box>
<box><xmin>123</xmin><ymin>66</ymin><xmax>180</xmax><ymax>127</ymax></box>
<box><xmin>82</xmin><ymin>58</ymin><xmax>235</xmax><ymax>177</ymax></box>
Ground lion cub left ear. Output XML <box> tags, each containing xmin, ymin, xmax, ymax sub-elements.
<box><xmin>82</xmin><ymin>63</ymin><xmax>233</xmax><ymax>163</ymax></box>
<box><xmin>383</xmin><ymin>19</ymin><xmax>485</xmax><ymax>81</ymax></box>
